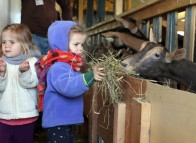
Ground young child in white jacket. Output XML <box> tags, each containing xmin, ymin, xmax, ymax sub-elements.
<box><xmin>0</xmin><ymin>23</ymin><xmax>41</xmax><ymax>143</ymax></box>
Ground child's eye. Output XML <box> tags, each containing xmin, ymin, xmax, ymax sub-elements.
<box><xmin>2</xmin><ymin>40</ymin><xmax>16</xmax><ymax>45</ymax></box>
<box><xmin>2</xmin><ymin>41</ymin><xmax>6</xmax><ymax>44</ymax></box>
<box><xmin>74</xmin><ymin>43</ymin><xmax>79</xmax><ymax>46</ymax></box>
<box><xmin>10</xmin><ymin>41</ymin><xmax>15</xmax><ymax>44</ymax></box>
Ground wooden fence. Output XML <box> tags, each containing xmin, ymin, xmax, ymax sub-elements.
<box><xmin>86</xmin><ymin>0</ymin><xmax>196</xmax><ymax>61</ymax></box>
<box><xmin>83</xmin><ymin>0</ymin><xmax>196</xmax><ymax>143</ymax></box>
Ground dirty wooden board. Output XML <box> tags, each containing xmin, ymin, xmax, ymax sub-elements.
<box><xmin>146</xmin><ymin>82</ymin><xmax>196</xmax><ymax>143</ymax></box>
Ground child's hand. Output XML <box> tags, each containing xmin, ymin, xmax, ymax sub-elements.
<box><xmin>19</xmin><ymin>60</ymin><xmax>30</xmax><ymax>72</ymax></box>
<box><xmin>0</xmin><ymin>58</ymin><xmax>6</xmax><ymax>77</ymax></box>
<box><xmin>93</xmin><ymin>65</ymin><xmax>105</xmax><ymax>81</ymax></box>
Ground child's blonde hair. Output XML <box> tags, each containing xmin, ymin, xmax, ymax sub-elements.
<box><xmin>70</xmin><ymin>24</ymin><xmax>86</xmax><ymax>35</ymax></box>
<box><xmin>0</xmin><ymin>23</ymin><xmax>39</xmax><ymax>56</ymax></box>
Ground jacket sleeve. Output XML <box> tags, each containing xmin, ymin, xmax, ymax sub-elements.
<box><xmin>19</xmin><ymin>58</ymin><xmax>38</xmax><ymax>88</ymax></box>
<box><xmin>56</xmin><ymin>0</ymin><xmax>73</xmax><ymax>20</ymax></box>
<box><xmin>0</xmin><ymin>71</ymin><xmax>7</xmax><ymax>91</ymax></box>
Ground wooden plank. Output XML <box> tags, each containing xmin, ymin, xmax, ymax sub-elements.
<box><xmin>113</xmin><ymin>103</ymin><xmax>126</xmax><ymax>143</ymax></box>
<box><xmin>153</xmin><ymin>16</ymin><xmax>162</xmax><ymax>43</ymax></box>
<box><xmin>165</xmin><ymin>12</ymin><xmax>178</xmax><ymax>88</ymax></box>
<box><xmin>115</xmin><ymin>0</ymin><xmax>123</xmax><ymax>15</ymax></box>
<box><xmin>97</xmin><ymin>0</ymin><xmax>105</xmax><ymax>22</ymax></box>
<box><xmin>78</xmin><ymin>0</ymin><xmax>84</xmax><ymax>24</ymax></box>
<box><xmin>146</xmin><ymin>81</ymin><xmax>196</xmax><ymax>143</ymax></box>
<box><xmin>124</xmin><ymin>0</ymin><xmax>132</xmax><ymax>11</ymax></box>
<box><xmin>97</xmin><ymin>103</ymin><xmax>114</xmax><ymax>143</ymax></box>
<box><xmin>123</xmin><ymin>0</ymin><xmax>196</xmax><ymax>20</ymax></box>
<box><xmin>183</xmin><ymin>6</ymin><xmax>196</xmax><ymax>61</ymax></box>
<box><xmin>131</xmin><ymin>98</ymin><xmax>151</xmax><ymax>143</ymax></box>
<box><xmin>86</xmin><ymin>0</ymin><xmax>160</xmax><ymax>35</ymax></box>
<box><xmin>84</xmin><ymin>84</ymin><xmax>99</xmax><ymax>143</ymax></box>
<box><xmin>86</xmin><ymin>0</ymin><xmax>94</xmax><ymax>27</ymax></box>
<box><xmin>86</xmin><ymin>0</ymin><xmax>196</xmax><ymax>36</ymax></box>
<box><xmin>142</xmin><ymin>20</ymin><xmax>150</xmax><ymax>38</ymax></box>
<box><xmin>121</xmin><ymin>76</ymin><xmax>147</xmax><ymax>143</ymax></box>
<box><xmin>166</xmin><ymin>11</ymin><xmax>178</xmax><ymax>51</ymax></box>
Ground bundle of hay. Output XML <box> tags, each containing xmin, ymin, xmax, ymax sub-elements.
<box><xmin>84</xmin><ymin>50</ymin><xmax>132</xmax><ymax>105</ymax></box>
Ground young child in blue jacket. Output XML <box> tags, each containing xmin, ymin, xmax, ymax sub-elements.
<box><xmin>40</xmin><ymin>21</ymin><xmax>105</xmax><ymax>143</ymax></box>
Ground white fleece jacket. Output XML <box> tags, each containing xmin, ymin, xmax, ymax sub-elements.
<box><xmin>0</xmin><ymin>57</ymin><xmax>39</xmax><ymax>119</ymax></box>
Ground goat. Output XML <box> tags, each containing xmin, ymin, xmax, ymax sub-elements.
<box><xmin>121</xmin><ymin>41</ymin><xmax>196</xmax><ymax>93</ymax></box>
<box><xmin>101</xmin><ymin>16</ymin><xmax>148</xmax><ymax>55</ymax></box>
<box><xmin>100</xmin><ymin>16</ymin><xmax>196</xmax><ymax>92</ymax></box>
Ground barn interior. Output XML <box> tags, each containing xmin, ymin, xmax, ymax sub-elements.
<box><xmin>0</xmin><ymin>0</ymin><xmax>196</xmax><ymax>143</ymax></box>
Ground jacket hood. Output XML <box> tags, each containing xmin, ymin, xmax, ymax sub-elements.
<box><xmin>48</xmin><ymin>21</ymin><xmax>77</xmax><ymax>51</ymax></box>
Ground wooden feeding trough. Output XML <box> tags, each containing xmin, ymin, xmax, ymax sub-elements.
<box><xmin>84</xmin><ymin>76</ymin><xmax>196</xmax><ymax>143</ymax></box>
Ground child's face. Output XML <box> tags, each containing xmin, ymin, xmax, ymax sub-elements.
<box><xmin>69</xmin><ymin>33</ymin><xmax>86</xmax><ymax>54</ymax></box>
<box><xmin>1</xmin><ymin>30</ymin><xmax>23</xmax><ymax>58</ymax></box>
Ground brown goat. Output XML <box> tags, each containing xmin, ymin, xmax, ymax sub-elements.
<box><xmin>121</xmin><ymin>42</ymin><xmax>196</xmax><ymax>93</ymax></box>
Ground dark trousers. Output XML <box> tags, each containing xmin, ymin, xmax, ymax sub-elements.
<box><xmin>47</xmin><ymin>125</ymin><xmax>74</xmax><ymax>143</ymax></box>
<box><xmin>0</xmin><ymin>122</ymin><xmax>35</xmax><ymax>143</ymax></box>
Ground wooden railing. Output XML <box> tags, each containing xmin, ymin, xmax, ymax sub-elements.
<box><xmin>83</xmin><ymin>1</ymin><xmax>196</xmax><ymax>143</ymax></box>
<box><xmin>86</xmin><ymin>0</ymin><xmax>196</xmax><ymax>61</ymax></box>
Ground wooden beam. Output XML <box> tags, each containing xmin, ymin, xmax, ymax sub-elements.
<box><xmin>183</xmin><ymin>6</ymin><xmax>196</xmax><ymax>61</ymax></box>
<box><xmin>78</xmin><ymin>0</ymin><xmax>84</xmax><ymax>24</ymax></box>
<box><xmin>166</xmin><ymin>12</ymin><xmax>178</xmax><ymax>51</ymax></box>
<box><xmin>113</xmin><ymin>103</ymin><xmax>126</xmax><ymax>143</ymax></box>
<box><xmin>86</xmin><ymin>0</ymin><xmax>94</xmax><ymax>27</ymax></box>
<box><xmin>131</xmin><ymin>98</ymin><xmax>151</xmax><ymax>143</ymax></box>
<box><xmin>86</xmin><ymin>0</ymin><xmax>196</xmax><ymax>36</ymax></box>
<box><xmin>97</xmin><ymin>0</ymin><xmax>105</xmax><ymax>22</ymax></box>
<box><xmin>142</xmin><ymin>20</ymin><xmax>150</xmax><ymax>38</ymax></box>
<box><xmin>84</xmin><ymin>84</ymin><xmax>99</xmax><ymax>143</ymax></box>
<box><xmin>153</xmin><ymin>16</ymin><xmax>163</xmax><ymax>43</ymax></box>
<box><xmin>123</xmin><ymin>0</ymin><xmax>196</xmax><ymax>20</ymax></box>
<box><xmin>114</xmin><ymin>0</ymin><xmax>123</xmax><ymax>15</ymax></box>
<box><xmin>124</xmin><ymin>0</ymin><xmax>132</xmax><ymax>11</ymax></box>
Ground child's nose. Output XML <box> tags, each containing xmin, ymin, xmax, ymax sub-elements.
<box><xmin>4</xmin><ymin>42</ymin><xmax>11</xmax><ymax>47</ymax></box>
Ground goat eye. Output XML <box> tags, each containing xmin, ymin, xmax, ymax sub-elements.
<box><xmin>154</xmin><ymin>53</ymin><xmax>161</xmax><ymax>59</ymax></box>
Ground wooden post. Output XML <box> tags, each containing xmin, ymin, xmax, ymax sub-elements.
<box><xmin>88</xmin><ymin>84</ymin><xmax>98</xmax><ymax>143</ymax></box>
<box><xmin>86</xmin><ymin>0</ymin><xmax>94</xmax><ymax>27</ymax></box>
<box><xmin>124</xmin><ymin>0</ymin><xmax>132</xmax><ymax>11</ymax></box>
<box><xmin>166</xmin><ymin>11</ymin><xmax>178</xmax><ymax>52</ymax></box>
<box><xmin>113</xmin><ymin>103</ymin><xmax>126</xmax><ymax>143</ymax></box>
<box><xmin>115</xmin><ymin>0</ymin><xmax>123</xmax><ymax>15</ymax></box>
<box><xmin>78</xmin><ymin>0</ymin><xmax>84</xmax><ymax>25</ymax></box>
<box><xmin>97</xmin><ymin>0</ymin><xmax>105</xmax><ymax>22</ymax></box>
<box><xmin>142</xmin><ymin>20</ymin><xmax>150</xmax><ymax>38</ymax></box>
<box><xmin>183</xmin><ymin>6</ymin><xmax>196</xmax><ymax>61</ymax></box>
<box><xmin>131</xmin><ymin>98</ymin><xmax>151</xmax><ymax>143</ymax></box>
<box><xmin>153</xmin><ymin>16</ymin><xmax>162</xmax><ymax>43</ymax></box>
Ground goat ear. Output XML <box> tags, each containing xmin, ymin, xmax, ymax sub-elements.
<box><xmin>166</xmin><ymin>48</ymin><xmax>186</xmax><ymax>63</ymax></box>
<box><xmin>149</xmin><ymin>28</ymin><xmax>157</xmax><ymax>43</ymax></box>
<box><xmin>172</xmin><ymin>48</ymin><xmax>186</xmax><ymax>60</ymax></box>
<box><xmin>114</xmin><ymin>15</ymin><xmax>128</xmax><ymax>28</ymax></box>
